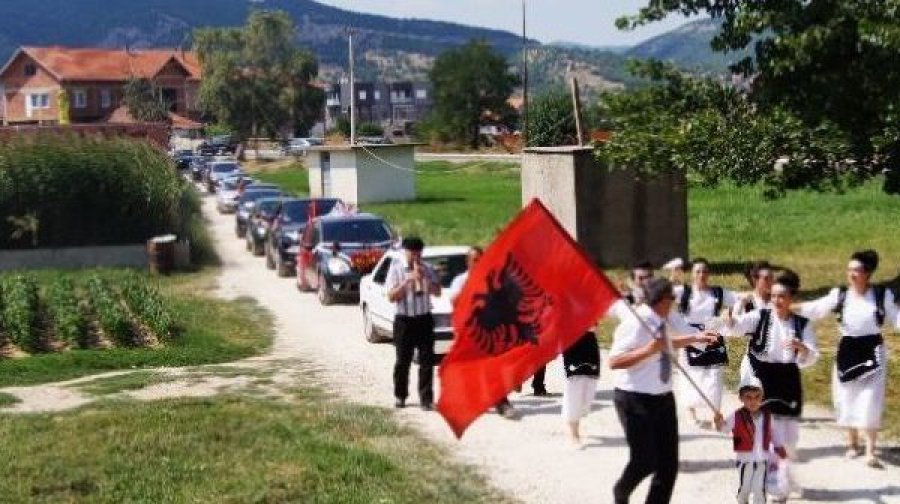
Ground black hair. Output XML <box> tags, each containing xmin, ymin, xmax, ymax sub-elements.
<box><xmin>775</xmin><ymin>269</ymin><xmax>801</xmax><ymax>296</ymax></box>
<box><xmin>469</xmin><ymin>245</ymin><xmax>484</xmax><ymax>255</ymax></box>
<box><xmin>691</xmin><ymin>257</ymin><xmax>710</xmax><ymax>269</ymax></box>
<box><xmin>645</xmin><ymin>278</ymin><xmax>674</xmax><ymax>306</ymax></box>
<box><xmin>744</xmin><ymin>260</ymin><xmax>773</xmax><ymax>286</ymax></box>
<box><xmin>851</xmin><ymin>249</ymin><xmax>879</xmax><ymax>274</ymax></box>
<box><xmin>739</xmin><ymin>385</ymin><xmax>763</xmax><ymax>396</ymax></box>
<box><xmin>630</xmin><ymin>260</ymin><xmax>654</xmax><ymax>279</ymax></box>
<box><xmin>401</xmin><ymin>236</ymin><xmax>425</xmax><ymax>251</ymax></box>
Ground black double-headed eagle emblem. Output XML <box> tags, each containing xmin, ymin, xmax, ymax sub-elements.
<box><xmin>464</xmin><ymin>254</ymin><xmax>553</xmax><ymax>355</ymax></box>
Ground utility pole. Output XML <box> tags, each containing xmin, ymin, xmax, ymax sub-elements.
<box><xmin>348</xmin><ymin>28</ymin><xmax>356</xmax><ymax>145</ymax></box>
<box><xmin>521</xmin><ymin>0</ymin><xmax>528</xmax><ymax>149</ymax></box>
<box><xmin>570</xmin><ymin>76</ymin><xmax>585</xmax><ymax>146</ymax></box>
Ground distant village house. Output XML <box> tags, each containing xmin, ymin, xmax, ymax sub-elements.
<box><xmin>325</xmin><ymin>78</ymin><xmax>432</xmax><ymax>135</ymax></box>
<box><xmin>0</xmin><ymin>46</ymin><xmax>202</xmax><ymax>126</ymax></box>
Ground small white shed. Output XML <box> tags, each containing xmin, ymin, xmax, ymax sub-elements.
<box><xmin>306</xmin><ymin>144</ymin><xmax>417</xmax><ymax>204</ymax></box>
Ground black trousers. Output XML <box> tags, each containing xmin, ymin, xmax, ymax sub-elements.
<box><xmin>613</xmin><ymin>389</ymin><xmax>679</xmax><ymax>504</ymax></box>
<box><xmin>393</xmin><ymin>314</ymin><xmax>435</xmax><ymax>405</ymax></box>
<box><xmin>531</xmin><ymin>365</ymin><xmax>547</xmax><ymax>393</ymax></box>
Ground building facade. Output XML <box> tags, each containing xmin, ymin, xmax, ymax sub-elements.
<box><xmin>0</xmin><ymin>46</ymin><xmax>201</xmax><ymax>125</ymax></box>
<box><xmin>325</xmin><ymin>78</ymin><xmax>432</xmax><ymax>133</ymax></box>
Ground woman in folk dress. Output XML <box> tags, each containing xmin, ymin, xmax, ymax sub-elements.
<box><xmin>732</xmin><ymin>260</ymin><xmax>775</xmax><ymax>318</ymax></box>
<box><xmin>673</xmin><ymin>258</ymin><xmax>738</xmax><ymax>425</ymax></box>
<box><xmin>798</xmin><ymin>250</ymin><xmax>899</xmax><ymax>468</ymax></box>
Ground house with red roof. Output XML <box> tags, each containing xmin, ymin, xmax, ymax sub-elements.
<box><xmin>0</xmin><ymin>46</ymin><xmax>202</xmax><ymax>125</ymax></box>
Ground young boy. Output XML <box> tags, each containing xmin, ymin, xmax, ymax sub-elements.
<box><xmin>714</xmin><ymin>376</ymin><xmax>787</xmax><ymax>504</ymax></box>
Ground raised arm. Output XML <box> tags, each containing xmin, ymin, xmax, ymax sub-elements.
<box><xmin>797</xmin><ymin>287</ymin><xmax>840</xmax><ymax>321</ymax></box>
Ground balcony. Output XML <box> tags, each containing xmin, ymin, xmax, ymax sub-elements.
<box><xmin>326</xmin><ymin>98</ymin><xmax>341</xmax><ymax>107</ymax></box>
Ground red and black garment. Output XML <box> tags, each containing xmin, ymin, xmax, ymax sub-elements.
<box><xmin>732</xmin><ymin>407</ymin><xmax>787</xmax><ymax>459</ymax></box>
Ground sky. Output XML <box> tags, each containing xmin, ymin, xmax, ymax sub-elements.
<box><xmin>315</xmin><ymin>0</ymin><xmax>689</xmax><ymax>47</ymax></box>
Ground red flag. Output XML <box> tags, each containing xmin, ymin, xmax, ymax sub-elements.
<box><xmin>437</xmin><ymin>199</ymin><xmax>620</xmax><ymax>438</ymax></box>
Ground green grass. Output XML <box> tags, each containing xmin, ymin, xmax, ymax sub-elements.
<box><xmin>73</xmin><ymin>371</ymin><xmax>178</xmax><ymax>396</ymax></box>
<box><xmin>251</xmin><ymin>160</ymin><xmax>310</xmax><ymax>195</ymax></box>
<box><xmin>0</xmin><ymin>269</ymin><xmax>272</xmax><ymax>387</ymax></box>
<box><xmin>0</xmin><ymin>392</ymin><xmax>20</xmax><ymax>407</ymax></box>
<box><xmin>0</xmin><ymin>395</ymin><xmax>509</xmax><ymax>503</ymax></box>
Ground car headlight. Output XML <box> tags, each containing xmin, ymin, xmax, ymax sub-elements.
<box><xmin>284</xmin><ymin>230</ymin><xmax>299</xmax><ymax>242</ymax></box>
<box><xmin>327</xmin><ymin>257</ymin><xmax>351</xmax><ymax>275</ymax></box>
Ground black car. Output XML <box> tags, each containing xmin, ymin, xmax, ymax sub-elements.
<box><xmin>245</xmin><ymin>197</ymin><xmax>290</xmax><ymax>256</ymax></box>
<box><xmin>199</xmin><ymin>135</ymin><xmax>238</xmax><ymax>156</ymax></box>
<box><xmin>190</xmin><ymin>155</ymin><xmax>210</xmax><ymax>181</ymax></box>
<box><xmin>297</xmin><ymin>213</ymin><xmax>394</xmax><ymax>305</ymax></box>
<box><xmin>172</xmin><ymin>150</ymin><xmax>194</xmax><ymax>171</ymax></box>
<box><xmin>235</xmin><ymin>189</ymin><xmax>285</xmax><ymax>238</ymax></box>
<box><xmin>265</xmin><ymin>198</ymin><xmax>340</xmax><ymax>277</ymax></box>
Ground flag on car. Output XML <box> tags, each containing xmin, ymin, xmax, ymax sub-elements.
<box><xmin>437</xmin><ymin>199</ymin><xmax>621</xmax><ymax>438</ymax></box>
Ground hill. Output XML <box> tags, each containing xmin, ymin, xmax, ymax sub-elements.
<box><xmin>626</xmin><ymin>17</ymin><xmax>747</xmax><ymax>73</ymax></box>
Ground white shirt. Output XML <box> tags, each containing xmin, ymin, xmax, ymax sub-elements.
<box><xmin>719</xmin><ymin>410</ymin><xmax>782</xmax><ymax>462</ymax></box>
<box><xmin>609</xmin><ymin>305</ymin><xmax>696</xmax><ymax>395</ymax></box>
<box><xmin>731</xmin><ymin>292</ymin><xmax>772</xmax><ymax>318</ymax></box>
<box><xmin>386</xmin><ymin>258</ymin><xmax>439</xmax><ymax>316</ymax></box>
<box><xmin>447</xmin><ymin>271</ymin><xmax>468</xmax><ymax>304</ymax></box>
<box><xmin>674</xmin><ymin>284</ymin><xmax>738</xmax><ymax>325</ymax></box>
<box><xmin>730</xmin><ymin>310</ymin><xmax>819</xmax><ymax>367</ymax></box>
<box><xmin>800</xmin><ymin>286</ymin><xmax>900</xmax><ymax>336</ymax></box>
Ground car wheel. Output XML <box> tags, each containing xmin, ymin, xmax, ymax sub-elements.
<box><xmin>235</xmin><ymin>223</ymin><xmax>245</xmax><ymax>238</ymax></box>
<box><xmin>245</xmin><ymin>236</ymin><xmax>252</xmax><ymax>251</ymax></box>
<box><xmin>317</xmin><ymin>271</ymin><xmax>334</xmax><ymax>305</ymax></box>
<box><xmin>276</xmin><ymin>252</ymin><xmax>293</xmax><ymax>278</ymax></box>
<box><xmin>265</xmin><ymin>243</ymin><xmax>276</xmax><ymax>270</ymax></box>
<box><xmin>252</xmin><ymin>239</ymin><xmax>264</xmax><ymax>256</ymax></box>
<box><xmin>363</xmin><ymin>305</ymin><xmax>390</xmax><ymax>344</ymax></box>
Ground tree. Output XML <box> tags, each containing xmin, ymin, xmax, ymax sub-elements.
<box><xmin>596</xmin><ymin>61</ymin><xmax>857</xmax><ymax>197</ymax></box>
<box><xmin>618</xmin><ymin>1</ymin><xmax>900</xmax><ymax>193</ymax></box>
<box><xmin>527</xmin><ymin>88</ymin><xmax>577</xmax><ymax>148</ymax></box>
<box><xmin>193</xmin><ymin>10</ymin><xmax>324</xmax><ymax>140</ymax></box>
<box><xmin>428</xmin><ymin>40</ymin><xmax>520</xmax><ymax>148</ymax></box>
<box><xmin>123</xmin><ymin>78</ymin><xmax>169</xmax><ymax>123</ymax></box>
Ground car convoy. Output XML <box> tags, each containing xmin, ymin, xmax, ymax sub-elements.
<box><xmin>174</xmin><ymin>149</ymin><xmax>467</xmax><ymax>357</ymax></box>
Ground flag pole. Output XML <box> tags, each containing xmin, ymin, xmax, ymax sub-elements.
<box><xmin>618</xmin><ymin>300</ymin><xmax>721</xmax><ymax>415</ymax></box>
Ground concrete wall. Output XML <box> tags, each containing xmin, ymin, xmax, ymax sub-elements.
<box><xmin>522</xmin><ymin>147</ymin><xmax>688</xmax><ymax>268</ymax></box>
<box><xmin>0</xmin><ymin>244</ymin><xmax>148</xmax><ymax>271</ymax></box>
<box><xmin>308</xmin><ymin>145</ymin><xmax>416</xmax><ymax>204</ymax></box>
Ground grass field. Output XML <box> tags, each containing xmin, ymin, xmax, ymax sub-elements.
<box><xmin>0</xmin><ymin>269</ymin><xmax>272</xmax><ymax>387</ymax></box>
<box><xmin>0</xmin><ymin>394</ymin><xmax>508</xmax><ymax>503</ymax></box>
<box><xmin>250</xmin><ymin>160</ymin><xmax>900</xmax><ymax>438</ymax></box>
<box><xmin>0</xmin><ymin>392</ymin><xmax>19</xmax><ymax>407</ymax></box>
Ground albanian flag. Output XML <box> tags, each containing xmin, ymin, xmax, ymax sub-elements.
<box><xmin>437</xmin><ymin>199</ymin><xmax>621</xmax><ymax>438</ymax></box>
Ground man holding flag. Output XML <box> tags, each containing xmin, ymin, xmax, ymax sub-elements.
<box><xmin>609</xmin><ymin>277</ymin><xmax>719</xmax><ymax>504</ymax></box>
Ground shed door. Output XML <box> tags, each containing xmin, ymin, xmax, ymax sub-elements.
<box><xmin>320</xmin><ymin>152</ymin><xmax>332</xmax><ymax>197</ymax></box>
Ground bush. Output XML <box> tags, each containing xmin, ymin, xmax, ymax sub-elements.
<box><xmin>0</xmin><ymin>134</ymin><xmax>205</xmax><ymax>255</ymax></box>
<box><xmin>357</xmin><ymin>122</ymin><xmax>384</xmax><ymax>137</ymax></box>
<box><xmin>0</xmin><ymin>275</ymin><xmax>41</xmax><ymax>351</ymax></box>
<box><xmin>121</xmin><ymin>276</ymin><xmax>176</xmax><ymax>341</ymax></box>
<box><xmin>85</xmin><ymin>276</ymin><xmax>132</xmax><ymax>347</ymax></box>
<box><xmin>527</xmin><ymin>88</ymin><xmax>577</xmax><ymax>148</ymax></box>
<box><xmin>44</xmin><ymin>277</ymin><xmax>88</xmax><ymax>348</ymax></box>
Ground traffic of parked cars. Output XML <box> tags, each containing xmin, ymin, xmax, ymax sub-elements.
<box><xmin>174</xmin><ymin>136</ymin><xmax>465</xmax><ymax>358</ymax></box>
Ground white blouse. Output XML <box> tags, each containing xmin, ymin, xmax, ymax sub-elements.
<box><xmin>730</xmin><ymin>310</ymin><xmax>819</xmax><ymax>368</ymax></box>
<box><xmin>731</xmin><ymin>292</ymin><xmax>772</xmax><ymax>317</ymax></box>
<box><xmin>673</xmin><ymin>284</ymin><xmax>738</xmax><ymax>325</ymax></box>
<box><xmin>799</xmin><ymin>287</ymin><xmax>900</xmax><ymax>337</ymax></box>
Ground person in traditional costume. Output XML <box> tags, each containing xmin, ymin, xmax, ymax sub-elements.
<box><xmin>797</xmin><ymin>250</ymin><xmax>898</xmax><ymax>468</ymax></box>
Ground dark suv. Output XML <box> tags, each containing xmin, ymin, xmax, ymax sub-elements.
<box><xmin>296</xmin><ymin>213</ymin><xmax>394</xmax><ymax>305</ymax></box>
<box><xmin>234</xmin><ymin>189</ymin><xmax>285</xmax><ymax>238</ymax></box>
<box><xmin>265</xmin><ymin>198</ymin><xmax>340</xmax><ymax>277</ymax></box>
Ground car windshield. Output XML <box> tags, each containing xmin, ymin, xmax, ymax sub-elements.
<box><xmin>424</xmin><ymin>254</ymin><xmax>469</xmax><ymax>288</ymax></box>
<box><xmin>256</xmin><ymin>199</ymin><xmax>283</xmax><ymax>215</ymax></box>
<box><xmin>212</xmin><ymin>163</ymin><xmax>238</xmax><ymax>173</ymax></box>
<box><xmin>240</xmin><ymin>190</ymin><xmax>281</xmax><ymax>204</ymax></box>
<box><xmin>176</xmin><ymin>150</ymin><xmax>193</xmax><ymax>156</ymax></box>
<box><xmin>280</xmin><ymin>199</ymin><xmax>339</xmax><ymax>224</ymax></box>
<box><xmin>322</xmin><ymin>219</ymin><xmax>392</xmax><ymax>244</ymax></box>
<box><xmin>220</xmin><ymin>180</ymin><xmax>241</xmax><ymax>191</ymax></box>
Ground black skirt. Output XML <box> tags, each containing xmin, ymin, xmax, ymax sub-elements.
<box><xmin>836</xmin><ymin>334</ymin><xmax>883</xmax><ymax>383</ymax></box>
<box><xmin>747</xmin><ymin>353</ymin><xmax>802</xmax><ymax>417</ymax></box>
<box><xmin>563</xmin><ymin>331</ymin><xmax>600</xmax><ymax>378</ymax></box>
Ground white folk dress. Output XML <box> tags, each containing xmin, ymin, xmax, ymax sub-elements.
<box><xmin>673</xmin><ymin>285</ymin><xmax>737</xmax><ymax>411</ymax></box>
<box><xmin>730</xmin><ymin>311</ymin><xmax>819</xmax><ymax>448</ymax></box>
<box><xmin>800</xmin><ymin>287</ymin><xmax>898</xmax><ymax>430</ymax></box>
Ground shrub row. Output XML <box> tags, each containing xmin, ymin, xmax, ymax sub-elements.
<box><xmin>0</xmin><ymin>275</ymin><xmax>41</xmax><ymax>351</ymax></box>
<box><xmin>0</xmin><ymin>134</ymin><xmax>214</xmax><ymax>264</ymax></box>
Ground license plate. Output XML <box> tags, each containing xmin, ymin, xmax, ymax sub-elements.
<box><xmin>286</xmin><ymin>246</ymin><xmax>299</xmax><ymax>255</ymax></box>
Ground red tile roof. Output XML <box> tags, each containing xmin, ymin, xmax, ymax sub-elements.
<box><xmin>14</xmin><ymin>46</ymin><xmax>201</xmax><ymax>82</ymax></box>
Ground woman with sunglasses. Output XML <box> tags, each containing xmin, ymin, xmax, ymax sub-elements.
<box><xmin>728</xmin><ymin>270</ymin><xmax>818</xmax><ymax>500</ymax></box>
<box><xmin>798</xmin><ymin>250</ymin><xmax>898</xmax><ymax>468</ymax></box>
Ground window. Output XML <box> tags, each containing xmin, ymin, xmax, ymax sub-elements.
<box><xmin>73</xmin><ymin>89</ymin><xmax>87</xmax><ymax>109</ymax></box>
<box><xmin>372</xmin><ymin>258</ymin><xmax>392</xmax><ymax>285</ymax></box>
<box><xmin>100</xmin><ymin>89</ymin><xmax>111</xmax><ymax>108</ymax></box>
<box><xmin>373</xmin><ymin>90</ymin><xmax>381</xmax><ymax>101</ymax></box>
<box><xmin>29</xmin><ymin>94</ymin><xmax>49</xmax><ymax>109</ymax></box>
<box><xmin>24</xmin><ymin>64</ymin><xmax>36</xmax><ymax>77</ymax></box>
<box><xmin>358</xmin><ymin>90</ymin><xmax>367</xmax><ymax>100</ymax></box>
<box><xmin>415</xmin><ymin>89</ymin><xmax>427</xmax><ymax>99</ymax></box>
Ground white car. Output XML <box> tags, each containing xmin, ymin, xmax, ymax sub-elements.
<box><xmin>215</xmin><ymin>176</ymin><xmax>255</xmax><ymax>213</ymax></box>
<box><xmin>359</xmin><ymin>246</ymin><xmax>469</xmax><ymax>356</ymax></box>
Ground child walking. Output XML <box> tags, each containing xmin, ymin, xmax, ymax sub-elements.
<box><xmin>562</xmin><ymin>330</ymin><xmax>600</xmax><ymax>446</ymax></box>
<box><xmin>714</xmin><ymin>376</ymin><xmax>787</xmax><ymax>504</ymax></box>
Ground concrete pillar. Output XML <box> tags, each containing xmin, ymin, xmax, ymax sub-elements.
<box><xmin>521</xmin><ymin>146</ymin><xmax>688</xmax><ymax>267</ymax></box>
